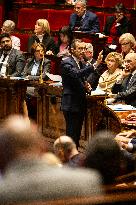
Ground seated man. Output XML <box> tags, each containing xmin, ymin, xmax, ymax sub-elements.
<box><xmin>0</xmin><ymin>33</ymin><xmax>25</xmax><ymax>77</ymax></box>
<box><xmin>85</xmin><ymin>131</ymin><xmax>122</xmax><ymax>185</ymax></box>
<box><xmin>54</xmin><ymin>135</ymin><xmax>86</xmax><ymax>167</ymax></box>
<box><xmin>108</xmin><ymin>53</ymin><xmax>136</xmax><ymax>107</ymax></box>
<box><xmin>69</xmin><ymin>0</ymin><xmax>100</xmax><ymax>33</ymax></box>
<box><xmin>83</xmin><ymin>43</ymin><xmax>105</xmax><ymax>90</ymax></box>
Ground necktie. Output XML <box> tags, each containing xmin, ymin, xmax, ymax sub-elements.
<box><xmin>0</xmin><ymin>53</ymin><xmax>7</xmax><ymax>70</ymax></box>
<box><xmin>126</xmin><ymin>73</ymin><xmax>132</xmax><ymax>89</ymax></box>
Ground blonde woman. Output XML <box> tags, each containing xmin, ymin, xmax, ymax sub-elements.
<box><xmin>98</xmin><ymin>52</ymin><xmax>123</xmax><ymax>94</ymax></box>
<box><xmin>28</xmin><ymin>19</ymin><xmax>57</xmax><ymax>54</ymax></box>
<box><xmin>119</xmin><ymin>33</ymin><xmax>136</xmax><ymax>59</ymax></box>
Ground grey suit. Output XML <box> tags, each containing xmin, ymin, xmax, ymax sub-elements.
<box><xmin>0</xmin><ymin>158</ymin><xmax>103</xmax><ymax>203</ymax></box>
<box><xmin>112</xmin><ymin>73</ymin><xmax>136</xmax><ymax>107</ymax></box>
<box><xmin>0</xmin><ymin>48</ymin><xmax>25</xmax><ymax>77</ymax></box>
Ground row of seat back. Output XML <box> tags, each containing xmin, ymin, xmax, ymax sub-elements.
<box><xmin>15</xmin><ymin>0</ymin><xmax>136</xmax><ymax>9</ymax></box>
<box><xmin>17</xmin><ymin>8</ymin><xmax>115</xmax><ymax>32</ymax></box>
<box><xmin>17</xmin><ymin>8</ymin><xmax>73</xmax><ymax>30</ymax></box>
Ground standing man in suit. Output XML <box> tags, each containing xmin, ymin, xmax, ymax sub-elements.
<box><xmin>109</xmin><ymin>53</ymin><xmax>136</xmax><ymax>107</ymax></box>
<box><xmin>69</xmin><ymin>0</ymin><xmax>100</xmax><ymax>33</ymax></box>
<box><xmin>61</xmin><ymin>39</ymin><xmax>94</xmax><ymax>148</ymax></box>
<box><xmin>0</xmin><ymin>33</ymin><xmax>25</xmax><ymax>77</ymax></box>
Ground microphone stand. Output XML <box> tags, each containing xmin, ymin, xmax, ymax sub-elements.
<box><xmin>6</xmin><ymin>63</ymin><xmax>10</xmax><ymax>79</ymax></box>
<box><xmin>39</xmin><ymin>55</ymin><xmax>44</xmax><ymax>84</ymax></box>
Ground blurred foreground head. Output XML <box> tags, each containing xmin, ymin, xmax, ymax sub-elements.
<box><xmin>85</xmin><ymin>131</ymin><xmax>121</xmax><ymax>185</ymax></box>
<box><xmin>0</xmin><ymin>115</ymin><xmax>46</xmax><ymax>173</ymax></box>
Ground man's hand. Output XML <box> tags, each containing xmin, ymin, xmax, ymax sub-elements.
<box><xmin>127</xmin><ymin>113</ymin><xmax>136</xmax><ymax>121</ymax></box>
<box><xmin>84</xmin><ymin>81</ymin><xmax>92</xmax><ymax>93</ymax></box>
<box><xmin>95</xmin><ymin>50</ymin><xmax>103</xmax><ymax>67</ymax></box>
<box><xmin>116</xmin><ymin>13</ymin><xmax>124</xmax><ymax>23</ymax></box>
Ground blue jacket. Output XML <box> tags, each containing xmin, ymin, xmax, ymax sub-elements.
<box><xmin>69</xmin><ymin>10</ymin><xmax>100</xmax><ymax>33</ymax></box>
<box><xmin>61</xmin><ymin>56</ymin><xmax>93</xmax><ymax>112</ymax></box>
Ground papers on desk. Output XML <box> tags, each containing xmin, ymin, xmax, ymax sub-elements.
<box><xmin>107</xmin><ymin>104</ymin><xmax>136</xmax><ymax>111</ymax></box>
<box><xmin>91</xmin><ymin>88</ymin><xmax>106</xmax><ymax>96</ymax></box>
<box><xmin>46</xmin><ymin>73</ymin><xmax>62</xmax><ymax>82</ymax></box>
<box><xmin>9</xmin><ymin>77</ymin><xmax>28</xmax><ymax>80</ymax></box>
<box><xmin>96</xmin><ymin>33</ymin><xmax>106</xmax><ymax>38</ymax></box>
<box><xmin>49</xmin><ymin>82</ymin><xmax>62</xmax><ymax>87</ymax></box>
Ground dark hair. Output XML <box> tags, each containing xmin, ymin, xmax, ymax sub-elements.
<box><xmin>0</xmin><ymin>33</ymin><xmax>11</xmax><ymax>42</ymax></box>
<box><xmin>115</xmin><ymin>3</ymin><xmax>126</xmax><ymax>13</ymax></box>
<box><xmin>85</xmin><ymin>131</ymin><xmax>121</xmax><ymax>185</ymax></box>
<box><xmin>30</xmin><ymin>42</ymin><xmax>46</xmax><ymax>55</ymax></box>
<box><xmin>70</xmin><ymin>39</ymin><xmax>82</xmax><ymax>50</ymax></box>
<box><xmin>58</xmin><ymin>26</ymin><xmax>73</xmax><ymax>48</ymax></box>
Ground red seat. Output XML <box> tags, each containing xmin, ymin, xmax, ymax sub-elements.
<box><xmin>36</xmin><ymin>0</ymin><xmax>56</xmax><ymax>3</ymax></box>
<box><xmin>103</xmin><ymin>0</ymin><xmax>134</xmax><ymax>9</ymax></box>
<box><xmin>48</xmin><ymin>9</ymin><xmax>72</xmax><ymax>31</ymax></box>
<box><xmin>0</xmin><ymin>5</ymin><xmax>4</xmax><ymax>27</ymax></box>
<box><xmin>17</xmin><ymin>8</ymin><xmax>49</xmax><ymax>30</ymax></box>
<box><xmin>13</xmin><ymin>33</ymin><xmax>31</xmax><ymax>52</ymax></box>
<box><xmin>87</xmin><ymin>0</ymin><xmax>103</xmax><ymax>7</ymax></box>
<box><xmin>95</xmin><ymin>12</ymin><xmax>104</xmax><ymax>32</ymax></box>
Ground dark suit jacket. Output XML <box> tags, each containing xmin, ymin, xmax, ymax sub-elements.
<box><xmin>22</xmin><ymin>57</ymin><xmax>51</xmax><ymax>80</ymax></box>
<box><xmin>103</xmin><ymin>15</ymin><xmax>129</xmax><ymax>36</ymax></box>
<box><xmin>0</xmin><ymin>48</ymin><xmax>25</xmax><ymax>77</ymax></box>
<box><xmin>112</xmin><ymin>73</ymin><xmax>136</xmax><ymax>107</ymax></box>
<box><xmin>69</xmin><ymin>10</ymin><xmax>100</xmax><ymax>33</ymax></box>
<box><xmin>130</xmin><ymin>138</ymin><xmax>136</xmax><ymax>152</ymax></box>
<box><xmin>28</xmin><ymin>34</ymin><xmax>57</xmax><ymax>54</ymax></box>
<box><xmin>61</xmin><ymin>56</ymin><xmax>94</xmax><ymax>112</ymax></box>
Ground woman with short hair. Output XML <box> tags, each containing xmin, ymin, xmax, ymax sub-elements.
<box><xmin>28</xmin><ymin>19</ymin><xmax>57</xmax><ymax>54</ymax></box>
<box><xmin>119</xmin><ymin>33</ymin><xmax>136</xmax><ymax>59</ymax></box>
<box><xmin>98</xmin><ymin>52</ymin><xmax>123</xmax><ymax>94</ymax></box>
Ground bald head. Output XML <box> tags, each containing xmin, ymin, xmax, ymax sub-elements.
<box><xmin>124</xmin><ymin>53</ymin><xmax>136</xmax><ymax>72</ymax></box>
<box><xmin>54</xmin><ymin>136</ymin><xmax>77</xmax><ymax>163</ymax></box>
<box><xmin>54</xmin><ymin>136</ymin><xmax>74</xmax><ymax>146</ymax></box>
<box><xmin>0</xmin><ymin>115</ymin><xmax>45</xmax><ymax>172</ymax></box>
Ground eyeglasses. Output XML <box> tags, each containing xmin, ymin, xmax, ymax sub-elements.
<box><xmin>121</xmin><ymin>42</ymin><xmax>130</xmax><ymax>46</ymax></box>
<box><xmin>35</xmin><ymin>49</ymin><xmax>44</xmax><ymax>53</ymax></box>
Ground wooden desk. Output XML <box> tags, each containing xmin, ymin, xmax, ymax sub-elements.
<box><xmin>36</xmin><ymin>84</ymin><xmax>122</xmax><ymax>147</ymax></box>
<box><xmin>0</xmin><ymin>78</ymin><xmax>28</xmax><ymax>119</ymax></box>
<box><xmin>115</xmin><ymin>110</ymin><xmax>136</xmax><ymax>130</ymax></box>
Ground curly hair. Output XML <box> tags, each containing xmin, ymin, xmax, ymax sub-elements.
<box><xmin>105</xmin><ymin>52</ymin><xmax>123</xmax><ymax>67</ymax></box>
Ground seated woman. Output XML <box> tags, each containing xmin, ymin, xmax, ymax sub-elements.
<box><xmin>119</xmin><ymin>33</ymin><xmax>136</xmax><ymax>59</ymax></box>
<box><xmin>97</xmin><ymin>52</ymin><xmax>123</xmax><ymax>94</ymax></box>
<box><xmin>103</xmin><ymin>3</ymin><xmax>130</xmax><ymax>45</ymax></box>
<box><xmin>23</xmin><ymin>42</ymin><xmax>51</xmax><ymax>120</ymax></box>
<box><xmin>56</xmin><ymin>26</ymin><xmax>73</xmax><ymax>57</ymax></box>
<box><xmin>23</xmin><ymin>42</ymin><xmax>51</xmax><ymax>80</ymax></box>
<box><xmin>1</xmin><ymin>20</ymin><xmax>20</xmax><ymax>50</ymax></box>
<box><xmin>28</xmin><ymin>19</ymin><xmax>57</xmax><ymax>54</ymax></box>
